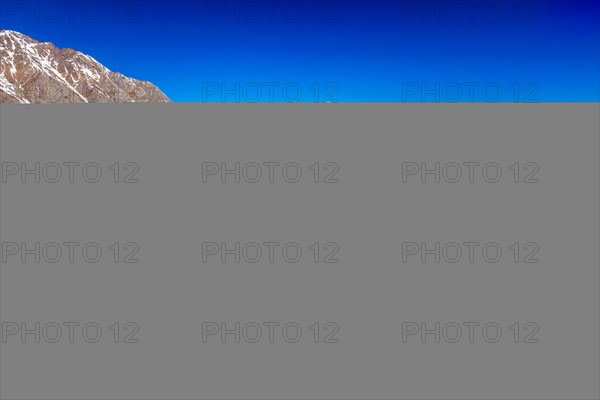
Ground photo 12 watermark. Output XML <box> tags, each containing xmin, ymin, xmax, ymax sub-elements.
<box><xmin>401</xmin><ymin>82</ymin><xmax>540</xmax><ymax>103</ymax></box>
<box><xmin>198</xmin><ymin>1</ymin><xmax>340</xmax><ymax>24</ymax></box>
<box><xmin>200</xmin><ymin>82</ymin><xmax>340</xmax><ymax>103</ymax></box>
<box><xmin>1</xmin><ymin>241</ymin><xmax>140</xmax><ymax>264</ymax></box>
<box><xmin>1</xmin><ymin>162</ymin><xmax>140</xmax><ymax>183</ymax></box>
<box><xmin>401</xmin><ymin>162</ymin><xmax>540</xmax><ymax>183</ymax></box>
<box><xmin>201</xmin><ymin>162</ymin><xmax>340</xmax><ymax>183</ymax></box>
<box><xmin>201</xmin><ymin>321</ymin><xmax>340</xmax><ymax>343</ymax></box>
<box><xmin>2</xmin><ymin>321</ymin><xmax>140</xmax><ymax>343</ymax></box>
<box><xmin>401</xmin><ymin>241</ymin><xmax>540</xmax><ymax>264</ymax></box>
<box><xmin>398</xmin><ymin>1</ymin><xmax>540</xmax><ymax>25</ymax></box>
<box><xmin>1</xmin><ymin>78</ymin><xmax>165</xmax><ymax>104</ymax></box>
<box><xmin>1</xmin><ymin>0</ymin><xmax>141</xmax><ymax>24</ymax></box>
<box><xmin>402</xmin><ymin>321</ymin><xmax>540</xmax><ymax>343</ymax></box>
<box><xmin>202</xmin><ymin>241</ymin><xmax>340</xmax><ymax>264</ymax></box>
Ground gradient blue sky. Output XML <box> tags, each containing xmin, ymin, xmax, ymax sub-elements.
<box><xmin>2</xmin><ymin>0</ymin><xmax>599</xmax><ymax>102</ymax></box>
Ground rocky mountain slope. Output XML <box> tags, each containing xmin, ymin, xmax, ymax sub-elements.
<box><xmin>0</xmin><ymin>30</ymin><xmax>171</xmax><ymax>104</ymax></box>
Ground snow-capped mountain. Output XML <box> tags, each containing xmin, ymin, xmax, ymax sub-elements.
<box><xmin>0</xmin><ymin>30</ymin><xmax>171</xmax><ymax>104</ymax></box>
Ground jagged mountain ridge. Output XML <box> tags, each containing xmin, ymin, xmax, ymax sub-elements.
<box><xmin>0</xmin><ymin>30</ymin><xmax>171</xmax><ymax>104</ymax></box>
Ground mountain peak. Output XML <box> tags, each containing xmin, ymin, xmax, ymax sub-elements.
<box><xmin>0</xmin><ymin>30</ymin><xmax>25</xmax><ymax>37</ymax></box>
<box><xmin>0</xmin><ymin>30</ymin><xmax>41</xmax><ymax>45</ymax></box>
<box><xmin>0</xmin><ymin>30</ymin><xmax>171</xmax><ymax>104</ymax></box>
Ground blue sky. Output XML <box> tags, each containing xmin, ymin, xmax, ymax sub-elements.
<box><xmin>2</xmin><ymin>0</ymin><xmax>599</xmax><ymax>102</ymax></box>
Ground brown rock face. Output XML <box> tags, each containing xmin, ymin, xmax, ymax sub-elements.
<box><xmin>0</xmin><ymin>30</ymin><xmax>171</xmax><ymax>104</ymax></box>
